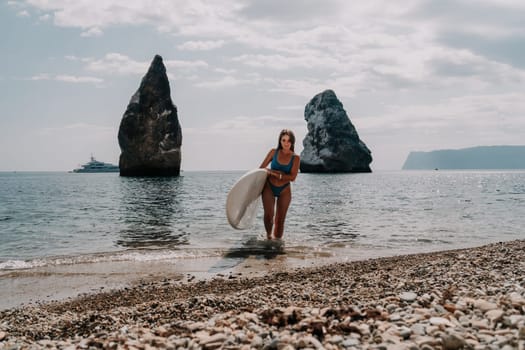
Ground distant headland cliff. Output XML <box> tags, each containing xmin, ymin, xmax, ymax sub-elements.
<box><xmin>402</xmin><ymin>145</ymin><xmax>525</xmax><ymax>170</ymax></box>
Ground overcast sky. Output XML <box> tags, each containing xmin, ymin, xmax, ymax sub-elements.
<box><xmin>1</xmin><ymin>0</ymin><xmax>524</xmax><ymax>171</ymax></box>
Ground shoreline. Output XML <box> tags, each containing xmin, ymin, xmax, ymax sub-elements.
<box><xmin>0</xmin><ymin>247</ymin><xmax>338</xmax><ymax>311</ymax></box>
<box><xmin>1</xmin><ymin>240</ymin><xmax>524</xmax><ymax>349</ymax></box>
<box><xmin>0</xmin><ymin>239</ymin><xmax>412</xmax><ymax>311</ymax></box>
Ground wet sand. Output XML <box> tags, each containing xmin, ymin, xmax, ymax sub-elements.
<box><xmin>0</xmin><ymin>248</ymin><xmax>328</xmax><ymax>311</ymax></box>
<box><xmin>0</xmin><ymin>238</ymin><xmax>358</xmax><ymax>311</ymax></box>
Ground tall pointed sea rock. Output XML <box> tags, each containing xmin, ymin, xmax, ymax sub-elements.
<box><xmin>300</xmin><ymin>90</ymin><xmax>372</xmax><ymax>173</ymax></box>
<box><xmin>118</xmin><ymin>55</ymin><xmax>182</xmax><ymax>176</ymax></box>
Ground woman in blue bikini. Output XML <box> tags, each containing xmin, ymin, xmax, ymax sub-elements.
<box><xmin>259</xmin><ymin>129</ymin><xmax>300</xmax><ymax>240</ymax></box>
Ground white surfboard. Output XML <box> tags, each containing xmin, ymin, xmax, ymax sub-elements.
<box><xmin>226</xmin><ymin>168</ymin><xmax>268</xmax><ymax>229</ymax></box>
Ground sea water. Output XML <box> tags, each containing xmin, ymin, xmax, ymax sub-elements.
<box><xmin>1</xmin><ymin>170</ymin><xmax>524</xmax><ymax>271</ymax></box>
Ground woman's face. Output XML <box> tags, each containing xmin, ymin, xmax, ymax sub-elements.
<box><xmin>280</xmin><ymin>134</ymin><xmax>292</xmax><ymax>150</ymax></box>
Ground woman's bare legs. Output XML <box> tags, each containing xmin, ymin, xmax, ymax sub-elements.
<box><xmin>261</xmin><ymin>183</ymin><xmax>275</xmax><ymax>239</ymax></box>
<box><xmin>273</xmin><ymin>187</ymin><xmax>291</xmax><ymax>239</ymax></box>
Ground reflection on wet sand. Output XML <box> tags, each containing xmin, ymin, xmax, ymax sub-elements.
<box><xmin>223</xmin><ymin>237</ymin><xmax>285</xmax><ymax>259</ymax></box>
<box><xmin>207</xmin><ymin>237</ymin><xmax>286</xmax><ymax>274</ymax></box>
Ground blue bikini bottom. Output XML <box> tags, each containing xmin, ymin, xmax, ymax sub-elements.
<box><xmin>267</xmin><ymin>180</ymin><xmax>290</xmax><ymax>197</ymax></box>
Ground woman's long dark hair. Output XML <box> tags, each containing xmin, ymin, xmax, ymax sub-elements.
<box><xmin>276</xmin><ymin>129</ymin><xmax>295</xmax><ymax>152</ymax></box>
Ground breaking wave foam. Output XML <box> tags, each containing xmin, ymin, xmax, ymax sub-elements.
<box><xmin>0</xmin><ymin>248</ymin><xmax>225</xmax><ymax>271</ymax></box>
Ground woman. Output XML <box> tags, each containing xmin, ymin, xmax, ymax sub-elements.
<box><xmin>259</xmin><ymin>129</ymin><xmax>300</xmax><ymax>240</ymax></box>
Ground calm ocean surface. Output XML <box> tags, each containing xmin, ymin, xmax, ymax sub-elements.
<box><xmin>1</xmin><ymin>170</ymin><xmax>524</xmax><ymax>270</ymax></box>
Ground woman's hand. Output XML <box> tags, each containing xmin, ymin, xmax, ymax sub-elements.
<box><xmin>266</xmin><ymin>169</ymin><xmax>283</xmax><ymax>180</ymax></box>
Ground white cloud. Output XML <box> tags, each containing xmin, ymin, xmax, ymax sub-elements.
<box><xmin>475</xmin><ymin>0</ymin><xmax>525</xmax><ymax>7</ymax></box>
<box><xmin>276</xmin><ymin>105</ymin><xmax>303</xmax><ymax>111</ymax></box>
<box><xmin>29</xmin><ymin>73</ymin><xmax>103</xmax><ymax>84</ymax></box>
<box><xmin>177</xmin><ymin>40</ymin><xmax>225</xmax><ymax>51</ymax></box>
<box><xmin>195</xmin><ymin>76</ymin><xmax>251</xmax><ymax>89</ymax></box>
<box><xmin>265</xmin><ymin>78</ymin><xmax>327</xmax><ymax>98</ymax></box>
<box><xmin>82</xmin><ymin>53</ymin><xmax>208</xmax><ymax>76</ymax></box>
<box><xmin>214</xmin><ymin>68</ymin><xmax>236</xmax><ymax>75</ymax></box>
<box><xmin>30</xmin><ymin>73</ymin><xmax>51</xmax><ymax>81</ymax></box>
<box><xmin>21</xmin><ymin>0</ymin><xmax>244</xmax><ymax>36</ymax></box>
<box><xmin>232</xmin><ymin>53</ymin><xmax>341</xmax><ymax>71</ymax></box>
<box><xmin>19</xmin><ymin>0</ymin><xmax>525</xmax><ymax>87</ymax></box>
<box><xmin>55</xmin><ymin>75</ymin><xmax>103</xmax><ymax>83</ymax></box>
<box><xmin>81</xmin><ymin>27</ymin><xmax>103</xmax><ymax>37</ymax></box>
<box><xmin>212</xmin><ymin>115</ymin><xmax>302</xmax><ymax>130</ymax></box>
<box><xmin>359</xmin><ymin>92</ymin><xmax>525</xmax><ymax>137</ymax></box>
<box><xmin>84</xmin><ymin>53</ymin><xmax>148</xmax><ymax>75</ymax></box>
<box><xmin>164</xmin><ymin>59</ymin><xmax>209</xmax><ymax>70</ymax></box>
<box><xmin>17</xmin><ymin>10</ymin><xmax>30</xmax><ymax>17</ymax></box>
<box><xmin>406</xmin><ymin>0</ymin><xmax>525</xmax><ymax>40</ymax></box>
<box><xmin>39</xmin><ymin>123</ymin><xmax>115</xmax><ymax>135</ymax></box>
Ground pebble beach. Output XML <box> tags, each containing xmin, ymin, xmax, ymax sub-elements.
<box><xmin>1</xmin><ymin>240</ymin><xmax>524</xmax><ymax>350</ymax></box>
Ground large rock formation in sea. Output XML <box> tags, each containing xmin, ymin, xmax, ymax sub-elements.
<box><xmin>118</xmin><ymin>55</ymin><xmax>182</xmax><ymax>176</ymax></box>
<box><xmin>300</xmin><ymin>90</ymin><xmax>372</xmax><ymax>173</ymax></box>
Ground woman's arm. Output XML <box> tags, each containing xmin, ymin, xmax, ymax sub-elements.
<box><xmin>259</xmin><ymin>149</ymin><xmax>275</xmax><ymax>169</ymax></box>
<box><xmin>260</xmin><ymin>149</ymin><xmax>283</xmax><ymax>179</ymax></box>
<box><xmin>280</xmin><ymin>155</ymin><xmax>300</xmax><ymax>182</ymax></box>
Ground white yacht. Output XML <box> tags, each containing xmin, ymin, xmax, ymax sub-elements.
<box><xmin>72</xmin><ymin>155</ymin><xmax>119</xmax><ymax>173</ymax></box>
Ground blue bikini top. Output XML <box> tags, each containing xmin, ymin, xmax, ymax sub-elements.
<box><xmin>271</xmin><ymin>149</ymin><xmax>294</xmax><ymax>174</ymax></box>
